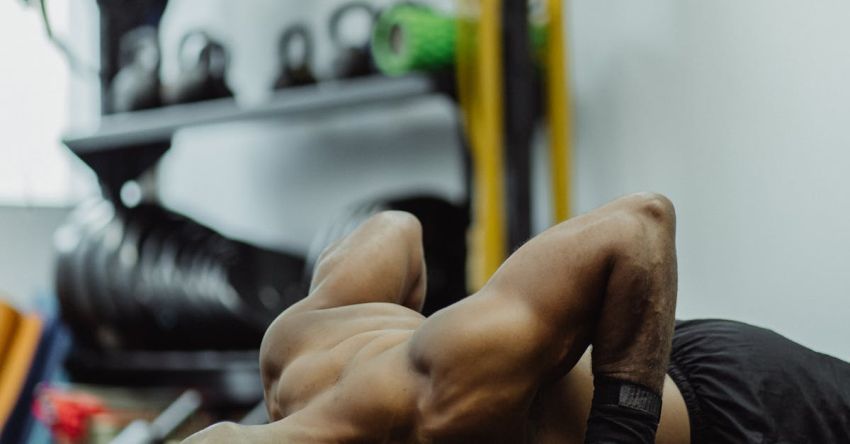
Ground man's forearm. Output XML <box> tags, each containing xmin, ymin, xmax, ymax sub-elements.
<box><xmin>589</xmin><ymin>195</ymin><xmax>678</xmax><ymax>393</ymax></box>
<box><xmin>483</xmin><ymin>192</ymin><xmax>678</xmax><ymax>390</ymax></box>
<box><xmin>581</xmin><ymin>194</ymin><xmax>677</xmax><ymax>444</ymax></box>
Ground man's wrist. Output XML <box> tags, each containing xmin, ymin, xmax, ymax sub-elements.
<box><xmin>584</xmin><ymin>376</ymin><xmax>662</xmax><ymax>444</ymax></box>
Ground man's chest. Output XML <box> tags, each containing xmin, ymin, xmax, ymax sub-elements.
<box><xmin>271</xmin><ymin>328</ymin><xmax>419</xmax><ymax>418</ymax></box>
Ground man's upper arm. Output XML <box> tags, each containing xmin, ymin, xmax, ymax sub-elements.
<box><xmin>409</xmin><ymin>193</ymin><xmax>677</xmax><ymax>390</ymax></box>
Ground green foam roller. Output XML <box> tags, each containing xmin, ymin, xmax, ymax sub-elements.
<box><xmin>371</xmin><ymin>5</ymin><xmax>456</xmax><ymax>76</ymax></box>
<box><xmin>371</xmin><ymin>5</ymin><xmax>548</xmax><ymax>76</ymax></box>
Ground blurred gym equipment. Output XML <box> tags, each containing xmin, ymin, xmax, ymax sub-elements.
<box><xmin>54</xmin><ymin>200</ymin><xmax>302</xmax><ymax>407</ymax></box>
<box><xmin>273</xmin><ymin>23</ymin><xmax>318</xmax><ymax>89</ymax></box>
<box><xmin>109</xmin><ymin>26</ymin><xmax>162</xmax><ymax>112</ymax></box>
<box><xmin>164</xmin><ymin>31</ymin><xmax>232</xmax><ymax>104</ymax></box>
<box><xmin>55</xmin><ymin>200</ymin><xmax>305</xmax><ymax>351</ymax></box>
<box><xmin>372</xmin><ymin>4</ymin><xmax>457</xmax><ymax>76</ymax></box>
<box><xmin>110</xmin><ymin>390</ymin><xmax>201</xmax><ymax>444</ymax></box>
<box><xmin>329</xmin><ymin>1</ymin><xmax>377</xmax><ymax>79</ymax></box>
<box><xmin>371</xmin><ymin>4</ymin><xmax>546</xmax><ymax>77</ymax></box>
<box><xmin>543</xmin><ymin>0</ymin><xmax>572</xmax><ymax>223</ymax></box>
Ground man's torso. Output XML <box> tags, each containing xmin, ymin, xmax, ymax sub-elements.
<box><xmin>263</xmin><ymin>303</ymin><xmax>691</xmax><ymax>443</ymax></box>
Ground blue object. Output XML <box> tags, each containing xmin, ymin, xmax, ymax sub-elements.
<box><xmin>1</xmin><ymin>316</ymin><xmax>71</xmax><ymax>444</ymax></box>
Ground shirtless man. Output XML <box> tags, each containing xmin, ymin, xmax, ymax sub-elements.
<box><xmin>185</xmin><ymin>193</ymin><xmax>850</xmax><ymax>443</ymax></box>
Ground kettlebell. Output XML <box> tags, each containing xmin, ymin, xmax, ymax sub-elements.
<box><xmin>109</xmin><ymin>26</ymin><xmax>162</xmax><ymax>113</ymax></box>
<box><xmin>274</xmin><ymin>23</ymin><xmax>318</xmax><ymax>89</ymax></box>
<box><xmin>329</xmin><ymin>1</ymin><xmax>378</xmax><ymax>79</ymax></box>
<box><xmin>165</xmin><ymin>30</ymin><xmax>233</xmax><ymax>104</ymax></box>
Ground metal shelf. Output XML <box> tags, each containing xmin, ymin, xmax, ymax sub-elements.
<box><xmin>64</xmin><ymin>74</ymin><xmax>441</xmax><ymax>155</ymax></box>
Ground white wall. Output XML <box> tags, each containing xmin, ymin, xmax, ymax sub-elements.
<box><xmin>0</xmin><ymin>207</ymin><xmax>70</xmax><ymax>311</ymax></box>
<box><xmin>569</xmin><ymin>0</ymin><xmax>850</xmax><ymax>360</ymax></box>
<box><xmin>0</xmin><ymin>3</ymin><xmax>96</xmax><ymax>308</ymax></box>
<box><xmin>0</xmin><ymin>1</ymin><xmax>97</xmax><ymax>206</ymax></box>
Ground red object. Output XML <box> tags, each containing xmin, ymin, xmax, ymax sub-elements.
<box><xmin>32</xmin><ymin>385</ymin><xmax>106</xmax><ymax>443</ymax></box>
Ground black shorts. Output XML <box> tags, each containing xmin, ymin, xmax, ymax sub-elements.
<box><xmin>667</xmin><ymin>319</ymin><xmax>850</xmax><ymax>444</ymax></box>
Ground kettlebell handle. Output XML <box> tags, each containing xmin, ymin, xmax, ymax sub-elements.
<box><xmin>177</xmin><ymin>30</ymin><xmax>229</xmax><ymax>76</ymax></box>
<box><xmin>279</xmin><ymin>23</ymin><xmax>315</xmax><ymax>71</ymax></box>
<box><xmin>328</xmin><ymin>1</ymin><xmax>378</xmax><ymax>49</ymax></box>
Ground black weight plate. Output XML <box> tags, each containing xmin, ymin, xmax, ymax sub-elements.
<box><xmin>70</xmin><ymin>200</ymin><xmax>117</xmax><ymax>348</ymax></box>
<box><xmin>88</xmin><ymin>211</ymin><xmax>126</xmax><ymax>332</ymax></box>
<box><xmin>175</xmin><ymin>223</ymin><xmax>220</xmax><ymax>325</ymax></box>
<box><xmin>54</xmin><ymin>200</ymin><xmax>105</xmax><ymax>341</ymax></box>
<box><xmin>136</xmin><ymin>211</ymin><xmax>187</xmax><ymax>348</ymax></box>
<box><xmin>106</xmin><ymin>204</ymin><xmax>164</xmax><ymax>346</ymax></box>
<box><xmin>83</xmin><ymin>205</ymin><xmax>127</xmax><ymax>348</ymax></box>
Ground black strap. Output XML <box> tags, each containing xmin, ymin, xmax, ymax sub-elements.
<box><xmin>584</xmin><ymin>377</ymin><xmax>662</xmax><ymax>444</ymax></box>
<box><xmin>592</xmin><ymin>376</ymin><xmax>662</xmax><ymax>417</ymax></box>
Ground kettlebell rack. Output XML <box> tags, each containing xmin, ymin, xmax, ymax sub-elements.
<box><xmin>66</xmin><ymin>0</ymin><xmax>458</xmax><ymax>203</ymax></box>
<box><xmin>67</xmin><ymin>0</ymin><xmax>558</xmax><ymax>255</ymax></box>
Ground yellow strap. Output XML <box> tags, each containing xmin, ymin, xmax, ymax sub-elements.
<box><xmin>456</xmin><ymin>0</ymin><xmax>507</xmax><ymax>290</ymax></box>
<box><xmin>546</xmin><ymin>0</ymin><xmax>573</xmax><ymax>222</ymax></box>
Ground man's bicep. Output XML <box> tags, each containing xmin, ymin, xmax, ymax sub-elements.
<box><xmin>410</xmin><ymin>292</ymin><xmax>570</xmax><ymax>385</ymax></box>
<box><xmin>407</xmin><ymin>197</ymin><xmax>634</xmax><ymax>383</ymax></box>
<box><xmin>404</xmin><ymin>292</ymin><xmax>591</xmax><ymax>429</ymax></box>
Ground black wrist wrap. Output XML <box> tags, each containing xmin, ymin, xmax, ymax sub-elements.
<box><xmin>583</xmin><ymin>376</ymin><xmax>662</xmax><ymax>444</ymax></box>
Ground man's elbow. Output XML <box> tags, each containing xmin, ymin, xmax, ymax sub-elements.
<box><xmin>636</xmin><ymin>192</ymin><xmax>675</xmax><ymax>224</ymax></box>
<box><xmin>370</xmin><ymin>210</ymin><xmax>422</xmax><ymax>239</ymax></box>
<box><xmin>314</xmin><ymin>211</ymin><xmax>420</xmax><ymax>270</ymax></box>
<box><xmin>622</xmin><ymin>192</ymin><xmax>676</xmax><ymax>228</ymax></box>
<box><xmin>368</xmin><ymin>210</ymin><xmax>424</xmax><ymax>255</ymax></box>
<box><xmin>610</xmin><ymin>193</ymin><xmax>677</xmax><ymax>257</ymax></box>
<box><xmin>609</xmin><ymin>193</ymin><xmax>678</xmax><ymax>295</ymax></box>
